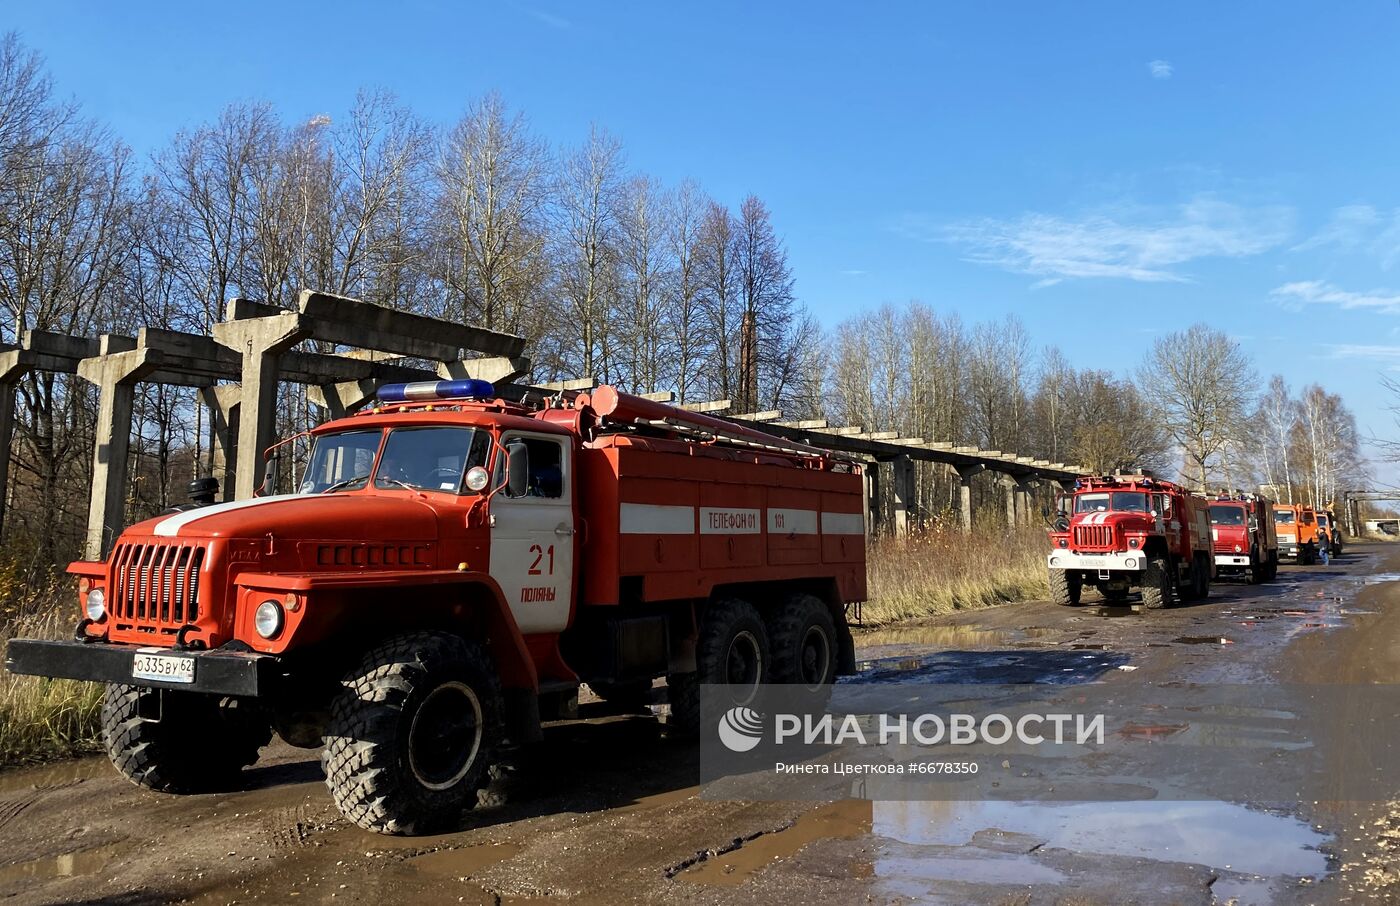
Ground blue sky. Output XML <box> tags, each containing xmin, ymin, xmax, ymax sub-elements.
<box><xmin>10</xmin><ymin>1</ymin><xmax>1400</xmax><ymax>482</ymax></box>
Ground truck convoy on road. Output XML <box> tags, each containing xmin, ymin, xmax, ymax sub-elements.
<box><xmin>1046</xmin><ymin>473</ymin><xmax>1215</xmax><ymax>609</ymax></box>
<box><xmin>6</xmin><ymin>381</ymin><xmax>866</xmax><ymax>834</ymax></box>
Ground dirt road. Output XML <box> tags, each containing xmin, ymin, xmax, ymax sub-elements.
<box><xmin>2</xmin><ymin>545</ymin><xmax>1397</xmax><ymax>905</ymax></box>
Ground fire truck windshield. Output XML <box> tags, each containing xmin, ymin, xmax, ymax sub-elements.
<box><xmin>1074</xmin><ymin>492</ymin><xmax>1149</xmax><ymax>513</ymax></box>
<box><xmin>301</xmin><ymin>430</ymin><xmax>382</xmax><ymax>493</ymax></box>
<box><xmin>375</xmin><ymin>427</ymin><xmax>488</xmax><ymax>493</ymax></box>
<box><xmin>1209</xmin><ymin>505</ymin><xmax>1246</xmax><ymax>525</ymax></box>
<box><xmin>1274</xmin><ymin>510</ymin><xmax>1296</xmax><ymax>525</ymax></box>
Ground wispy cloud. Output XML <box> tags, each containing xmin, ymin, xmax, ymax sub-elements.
<box><xmin>1272</xmin><ymin>280</ymin><xmax>1400</xmax><ymax>314</ymax></box>
<box><xmin>1324</xmin><ymin>343</ymin><xmax>1400</xmax><ymax>361</ymax></box>
<box><xmin>525</xmin><ymin>7</ymin><xmax>571</xmax><ymax>29</ymax></box>
<box><xmin>1294</xmin><ymin>204</ymin><xmax>1400</xmax><ymax>268</ymax></box>
<box><xmin>914</xmin><ymin>197</ymin><xmax>1293</xmax><ymax>284</ymax></box>
<box><xmin>839</xmin><ymin>269</ymin><xmax>867</xmax><ymax>277</ymax></box>
<box><xmin>1148</xmin><ymin>60</ymin><xmax>1173</xmax><ymax>80</ymax></box>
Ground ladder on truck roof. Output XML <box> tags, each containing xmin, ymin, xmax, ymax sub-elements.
<box><xmin>585</xmin><ymin>385</ymin><xmax>856</xmax><ymax>465</ymax></box>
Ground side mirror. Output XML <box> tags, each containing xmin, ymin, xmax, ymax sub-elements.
<box><xmin>257</xmin><ymin>454</ymin><xmax>278</xmax><ymax>497</ymax></box>
<box><xmin>1041</xmin><ymin>505</ymin><xmax>1050</xmax><ymax>520</ymax></box>
<box><xmin>505</xmin><ymin>440</ymin><xmax>529</xmax><ymax>498</ymax></box>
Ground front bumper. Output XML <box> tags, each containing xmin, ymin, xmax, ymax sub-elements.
<box><xmin>5</xmin><ymin>639</ymin><xmax>281</xmax><ymax>697</ymax></box>
<box><xmin>1046</xmin><ymin>551</ymin><xmax>1146</xmax><ymax>572</ymax></box>
<box><xmin>1214</xmin><ymin>554</ymin><xmax>1251</xmax><ymax>568</ymax></box>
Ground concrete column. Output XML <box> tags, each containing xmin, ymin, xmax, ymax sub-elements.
<box><xmin>890</xmin><ymin>455</ymin><xmax>914</xmax><ymax>537</ymax></box>
<box><xmin>0</xmin><ymin>350</ymin><xmax>33</xmax><ymax>539</ymax></box>
<box><xmin>200</xmin><ymin>385</ymin><xmax>241</xmax><ymax>502</ymax></box>
<box><xmin>213</xmin><ymin>313</ymin><xmax>311</xmax><ymax>500</ymax></box>
<box><xmin>955</xmin><ymin>464</ymin><xmax>985</xmax><ymax>534</ymax></box>
<box><xmin>864</xmin><ymin>461</ymin><xmax>882</xmax><ymax>536</ymax></box>
<box><xmin>1002</xmin><ymin>475</ymin><xmax>1017</xmax><ymax>528</ymax></box>
<box><xmin>308</xmin><ymin>378</ymin><xmax>378</xmax><ymax>420</ymax></box>
<box><xmin>1014</xmin><ymin>478</ymin><xmax>1037</xmax><ymax>528</ymax></box>
<box><xmin>78</xmin><ymin>341</ymin><xmax>160</xmax><ymax>559</ymax></box>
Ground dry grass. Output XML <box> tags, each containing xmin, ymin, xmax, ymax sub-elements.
<box><xmin>861</xmin><ymin>527</ymin><xmax>1049</xmax><ymax>626</ymax></box>
<box><xmin>0</xmin><ymin>579</ymin><xmax>103</xmax><ymax>767</ymax></box>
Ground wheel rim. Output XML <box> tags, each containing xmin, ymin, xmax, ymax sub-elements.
<box><xmin>725</xmin><ymin>630</ymin><xmax>763</xmax><ymax>704</ymax></box>
<box><xmin>408</xmin><ymin>681</ymin><xmax>483</xmax><ymax>791</ymax></box>
<box><xmin>798</xmin><ymin>624</ymin><xmax>832</xmax><ymax>689</ymax></box>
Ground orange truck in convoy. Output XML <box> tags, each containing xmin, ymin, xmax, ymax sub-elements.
<box><xmin>5</xmin><ymin>381</ymin><xmax>866</xmax><ymax>834</ymax></box>
<box><xmin>1273</xmin><ymin>503</ymin><xmax>1321</xmax><ymax>564</ymax></box>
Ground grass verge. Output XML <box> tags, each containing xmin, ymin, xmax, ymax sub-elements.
<box><xmin>0</xmin><ymin>589</ymin><xmax>103</xmax><ymax>767</ymax></box>
<box><xmin>861</xmin><ymin>527</ymin><xmax>1049</xmax><ymax>626</ymax></box>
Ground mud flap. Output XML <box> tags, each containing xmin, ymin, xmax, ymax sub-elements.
<box><xmin>505</xmin><ymin>687</ymin><xmax>542</xmax><ymax>743</ymax></box>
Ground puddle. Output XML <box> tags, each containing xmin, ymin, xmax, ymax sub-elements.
<box><xmin>876</xmin><ymin>852</ymin><xmax>1067</xmax><ymax>887</ymax></box>
<box><xmin>1175</xmin><ymin>636</ymin><xmax>1231</xmax><ymax>645</ymax></box>
<box><xmin>849</xmin><ymin>648</ymin><xmax>1129</xmax><ymax>685</ymax></box>
<box><xmin>409</xmin><ymin>842</ymin><xmax>521</xmax><ymax>879</ymax></box>
<box><xmin>0</xmin><ymin>757</ymin><xmax>104</xmax><ymax>795</ymax></box>
<box><xmin>1362</xmin><ymin>572</ymin><xmax>1400</xmax><ymax>585</ymax></box>
<box><xmin>678</xmin><ymin>800</ymin><xmax>871</xmax><ymax>886</ymax></box>
<box><xmin>873</xmin><ymin>800</ymin><xmax>1329</xmax><ymax>878</ymax></box>
<box><xmin>0</xmin><ymin>842</ymin><xmax>131</xmax><ymax>887</ymax></box>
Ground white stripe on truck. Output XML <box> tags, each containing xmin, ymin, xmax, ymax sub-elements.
<box><xmin>152</xmin><ymin>494</ymin><xmax>306</xmax><ymax>537</ymax></box>
<box><xmin>619</xmin><ymin>503</ymin><xmax>695</xmax><ymax>534</ymax></box>
<box><xmin>821</xmin><ymin>512</ymin><xmax>866</xmax><ymax>535</ymax></box>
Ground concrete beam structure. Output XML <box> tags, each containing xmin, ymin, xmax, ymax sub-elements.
<box><xmin>298</xmin><ymin>290</ymin><xmax>525</xmax><ymax>360</ymax></box>
<box><xmin>200</xmin><ymin>385</ymin><xmax>242</xmax><ymax>502</ymax></box>
<box><xmin>680</xmin><ymin>399</ymin><xmax>731</xmax><ymax>413</ymax></box>
<box><xmin>437</xmin><ymin>356</ymin><xmax>530</xmax><ymax>385</ymax></box>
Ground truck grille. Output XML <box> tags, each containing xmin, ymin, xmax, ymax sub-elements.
<box><xmin>1073</xmin><ymin>524</ymin><xmax>1114</xmax><ymax>549</ymax></box>
<box><xmin>110</xmin><ymin>542</ymin><xmax>206</xmax><ymax>632</ymax></box>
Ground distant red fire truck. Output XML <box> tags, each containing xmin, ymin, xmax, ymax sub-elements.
<box><xmin>1046</xmin><ymin>473</ymin><xmax>1214</xmax><ymax>609</ymax></box>
<box><xmin>7</xmin><ymin>382</ymin><xmax>865</xmax><ymax>834</ymax></box>
<box><xmin>1208</xmin><ymin>494</ymin><xmax>1278</xmax><ymax>584</ymax></box>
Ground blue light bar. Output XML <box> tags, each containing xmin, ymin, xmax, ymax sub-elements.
<box><xmin>377</xmin><ymin>379</ymin><xmax>495</xmax><ymax>403</ymax></box>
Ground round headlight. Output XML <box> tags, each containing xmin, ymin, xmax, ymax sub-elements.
<box><xmin>1050</xmin><ymin>556</ymin><xmax>1060</xmax><ymax>566</ymax></box>
<box><xmin>1124</xmin><ymin>557</ymin><xmax>1137</xmax><ymax>570</ymax></box>
<box><xmin>254</xmin><ymin>600</ymin><xmax>284</xmax><ymax>639</ymax></box>
<box><xmin>464</xmin><ymin>466</ymin><xmax>490</xmax><ymax>492</ymax></box>
<box><xmin>85</xmin><ymin>587</ymin><xmax>106</xmax><ymax>621</ymax></box>
<box><xmin>1058</xmin><ymin>539</ymin><xmax>1069</xmax><ymax>548</ymax></box>
<box><xmin>1234</xmin><ymin>544</ymin><xmax>1243</xmax><ymax>553</ymax></box>
<box><xmin>1129</xmin><ymin>538</ymin><xmax>1140</xmax><ymax>548</ymax></box>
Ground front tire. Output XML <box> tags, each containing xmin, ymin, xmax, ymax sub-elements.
<box><xmin>103</xmin><ymin>684</ymin><xmax>270</xmax><ymax>793</ymax></box>
<box><xmin>323</xmin><ymin>631</ymin><xmax>503</xmax><ymax>835</ymax></box>
<box><xmin>1049</xmin><ymin>569</ymin><xmax>1083</xmax><ymax>607</ymax></box>
<box><xmin>1141</xmin><ymin>558</ymin><xmax>1173</xmax><ymax>610</ymax></box>
<box><xmin>667</xmin><ymin>597</ymin><xmax>770</xmax><ymax>738</ymax></box>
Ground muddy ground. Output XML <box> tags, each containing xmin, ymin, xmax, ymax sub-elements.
<box><xmin>2</xmin><ymin>545</ymin><xmax>1397</xmax><ymax>905</ymax></box>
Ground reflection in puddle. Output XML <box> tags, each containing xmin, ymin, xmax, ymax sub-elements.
<box><xmin>0</xmin><ymin>844</ymin><xmax>128</xmax><ymax>886</ymax></box>
<box><xmin>877</xmin><ymin>852</ymin><xmax>1067</xmax><ymax>887</ymax></box>
<box><xmin>1363</xmin><ymin>572</ymin><xmax>1400</xmax><ymax>585</ymax></box>
<box><xmin>874</xmin><ymin>799</ymin><xmax>1329</xmax><ymax>878</ymax></box>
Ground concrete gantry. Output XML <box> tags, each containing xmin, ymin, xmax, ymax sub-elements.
<box><xmin>1015</xmin><ymin>477</ymin><xmax>1040</xmax><ymax>527</ymax></box>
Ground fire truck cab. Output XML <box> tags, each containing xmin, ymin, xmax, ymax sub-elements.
<box><xmin>1208</xmin><ymin>494</ymin><xmax>1278</xmax><ymax>584</ymax></box>
<box><xmin>6</xmin><ymin>381</ymin><xmax>866</xmax><ymax>835</ymax></box>
<box><xmin>1273</xmin><ymin>503</ymin><xmax>1320</xmax><ymax>564</ymax></box>
<box><xmin>1046</xmin><ymin>473</ymin><xmax>1213</xmax><ymax>609</ymax></box>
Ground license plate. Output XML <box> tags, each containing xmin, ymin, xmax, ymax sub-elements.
<box><xmin>132</xmin><ymin>649</ymin><xmax>196</xmax><ymax>684</ymax></box>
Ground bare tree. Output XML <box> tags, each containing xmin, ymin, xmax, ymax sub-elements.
<box><xmin>434</xmin><ymin>92</ymin><xmax>548</xmax><ymax>332</ymax></box>
<box><xmin>666</xmin><ymin>180</ymin><xmax>708</xmax><ymax>403</ymax></box>
<box><xmin>696</xmin><ymin>201</ymin><xmax>737</xmax><ymax>401</ymax></box>
<box><xmin>1138</xmin><ymin>324</ymin><xmax>1256</xmax><ymax>490</ymax></box>
<box><xmin>555</xmin><ymin>126</ymin><xmax>623</xmax><ymax>381</ymax></box>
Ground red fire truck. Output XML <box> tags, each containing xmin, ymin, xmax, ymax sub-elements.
<box><xmin>6</xmin><ymin>381</ymin><xmax>866</xmax><ymax>834</ymax></box>
<box><xmin>1207</xmin><ymin>494</ymin><xmax>1278</xmax><ymax>584</ymax></box>
<box><xmin>1046</xmin><ymin>473</ymin><xmax>1214</xmax><ymax>609</ymax></box>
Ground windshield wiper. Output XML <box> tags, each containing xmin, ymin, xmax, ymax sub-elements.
<box><xmin>322</xmin><ymin>474</ymin><xmax>370</xmax><ymax>493</ymax></box>
<box><xmin>376</xmin><ymin>476</ymin><xmax>419</xmax><ymax>492</ymax></box>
